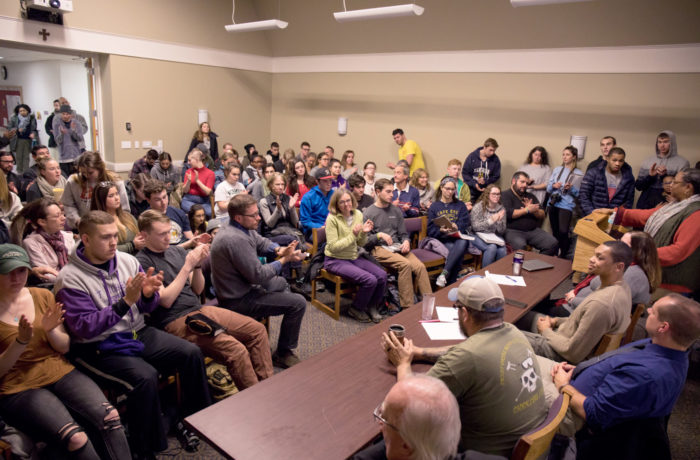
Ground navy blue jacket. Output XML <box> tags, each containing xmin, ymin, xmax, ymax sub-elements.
<box><xmin>461</xmin><ymin>147</ymin><xmax>501</xmax><ymax>199</ymax></box>
<box><xmin>391</xmin><ymin>184</ymin><xmax>421</xmax><ymax>218</ymax></box>
<box><xmin>579</xmin><ymin>162</ymin><xmax>635</xmax><ymax>215</ymax></box>
<box><xmin>427</xmin><ymin>200</ymin><xmax>470</xmax><ymax>241</ymax></box>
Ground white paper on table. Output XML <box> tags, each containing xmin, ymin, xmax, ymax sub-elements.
<box><xmin>422</xmin><ymin>322</ymin><xmax>466</xmax><ymax>340</ymax></box>
<box><xmin>435</xmin><ymin>306</ymin><xmax>459</xmax><ymax>323</ymax></box>
<box><xmin>484</xmin><ymin>271</ymin><xmax>526</xmax><ymax>287</ymax></box>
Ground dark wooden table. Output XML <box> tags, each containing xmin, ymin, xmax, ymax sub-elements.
<box><xmin>186</xmin><ymin>252</ymin><xmax>571</xmax><ymax>460</ymax></box>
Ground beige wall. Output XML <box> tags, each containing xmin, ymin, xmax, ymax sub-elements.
<box><xmin>271</xmin><ymin>72</ymin><xmax>700</xmax><ymax>184</ymax></box>
<box><xmin>0</xmin><ymin>0</ymin><xmax>271</xmax><ymax>56</ymax></box>
<box><xmin>102</xmin><ymin>55</ymin><xmax>272</xmax><ymax>164</ymax></box>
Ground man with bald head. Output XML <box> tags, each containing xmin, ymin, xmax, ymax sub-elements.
<box><xmin>541</xmin><ymin>294</ymin><xmax>700</xmax><ymax>458</ymax></box>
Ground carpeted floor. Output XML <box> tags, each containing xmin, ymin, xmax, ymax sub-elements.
<box><xmin>160</xmin><ymin>286</ymin><xmax>700</xmax><ymax>460</ymax></box>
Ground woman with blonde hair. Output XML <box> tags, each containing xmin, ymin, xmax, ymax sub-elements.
<box><xmin>62</xmin><ymin>151</ymin><xmax>129</xmax><ymax>229</ymax></box>
<box><xmin>25</xmin><ymin>157</ymin><xmax>67</xmax><ymax>203</ymax></box>
<box><xmin>340</xmin><ymin>150</ymin><xmax>358</xmax><ymax>179</ymax></box>
<box><xmin>90</xmin><ymin>181</ymin><xmax>143</xmax><ymax>255</ymax></box>
<box><xmin>0</xmin><ymin>173</ymin><xmax>23</xmax><ymax>228</ymax></box>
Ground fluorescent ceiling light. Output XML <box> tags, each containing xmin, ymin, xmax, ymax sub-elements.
<box><xmin>511</xmin><ymin>0</ymin><xmax>593</xmax><ymax>6</ymax></box>
<box><xmin>334</xmin><ymin>4</ymin><xmax>424</xmax><ymax>22</ymax></box>
<box><xmin>224</xmin><ymin>19</ymin><xmax>288</xmax><ymax>32</ymax></box>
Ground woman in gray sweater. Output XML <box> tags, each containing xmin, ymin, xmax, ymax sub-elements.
<box><xmin>470</xmin><ymin>184</ymin><xmax>507</xmax><ymax>267</ymax></box>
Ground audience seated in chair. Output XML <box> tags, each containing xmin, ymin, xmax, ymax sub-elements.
<box><xmin>381</xmin><ymin>276</ymin><xmax>547</xmax><ymax>457</ymax></box>
<box><xmin>129</xmin><ymin>148</ymin><xmax>158</xmax><ymax>179</ymax></box>
<box><xmin>435</xmin><ymin>158</ymin><xmax>472</xmax><ymax>207</ymax></box>
<box><xmin>25</xmin><ymin>157</ymin><xmax>66</xmax><ymax>204</ymax></box>
<box><xmin>470</xmin><ymin>184</ymin><xmax>508</xmax><ymax>268</ymax></box>
<box><xmin>364</xmin><ymin>179</ymin><xmax>432</xmax><ymax>310</ymax></box>
<box><xmin>520</xmin><ymin>241</ymin><xmax>632</xmax><ymax>364</ymax></box>
<box><xmin>91</xmin><ymin>181</ymin><xmax>144</xmax><ymax>255</ymax></box>
<box><xmin>13</xmin><ymin>198</ymin><xmax>74</xmax><ymax>284</ymax></box>
<box><xmin>181</xmin><ymin>148</ymin><xmax>215</xmax><ymax>218</ymax></box>
<box><xmin>61</xmin><ymin>151</ymin><xmax>129</xmax><ymax>229</ymax></box>
<box><xmin>144</xmin><ymin>180</ymin><xmax>194</xmax><ymax>246</ymax></box>
<box><xmin>149</xmin><ymin>151</ymin><xmax>179</xmax><ymax>195</ymax></box>
<box><xmin>136</xmin><ymin>210</ymin><xmax>273</xmax><ymax>391</ymax></box>
<box><xmin>348</xmin><ymin>173</ymin><xmax>374</xmax><ymax>212</ymax></box>
<box><xmin>391</xmin><ymin>164</ymin><xmax>420</xmax><ymax>218</ymax></box>
<box><xmin>427</xmin><ymin>176</ymin><xmax>472</xmax><ymax>288</ymax></box>
<box><xmin>538</xmin><ymin>294</ymin><xmax>700</xmax><ymax>460</ymax></box>
<box><xmin>502</xmin><ymin>171</ymin><xmax>558</xmax><ymax>256</ymax></box>
<box><xmin>211</xmin><ymin>194</ymin><xmax>306</xmax><ymax>369</ymax></box>
<box><xmin>0</xmin><ymin>245</ymin><xmax>131</xmax><ymax>459</ymax></box>
<box><xmin>54</xmin><ymin>211</ymin><xmax>211</xmax><ymax>458</ymax></box>
<box><xmin>323</xmin><ymin>189</ymin><xmax>387</xmax><ymax>323</ymax></box>
<box><xmin>300</xmin><ymin>167</ymin><xmax>334</xmax><ymax>239</ymax></box>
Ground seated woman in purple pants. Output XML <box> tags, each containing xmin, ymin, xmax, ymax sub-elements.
<box><xmin>324</xmin><ymin>189</ymin><xmax>387</xmax><ymax>324</ymax></box>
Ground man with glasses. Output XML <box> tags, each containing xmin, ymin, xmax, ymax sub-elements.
<box><xmin>211</xmin><ymin>194</ymin><xmax>307</xmax><ymax>369</ymax></box>
<box><xmin>352</xmin><ymin>375</ymin><xmax>464</xmax><ymax>460</ymax></box>
<box><xmin>382</xmin><ymin>276</ymin><xmax>546</xmax><ymax>456</ymax></box>
<box><xmin>0</xmin><ymin>152</ymin><xmax>20</xmax><ymax>195</ymax></box>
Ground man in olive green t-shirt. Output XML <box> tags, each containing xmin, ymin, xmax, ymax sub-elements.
<box><xmin>382</xmin><ymin>276</ymin><xmax>547</xmax><ymax>457</ymax></box>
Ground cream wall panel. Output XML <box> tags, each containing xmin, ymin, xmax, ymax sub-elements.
<box><xmin>270</xmin><ymin>72</ymin><xmax>700</xmax><ymax>187</ymax></box>
<box><xmin>101</xmin><ymin>55</ymin><xmax>272</xmax><ymax>166</ymax></box>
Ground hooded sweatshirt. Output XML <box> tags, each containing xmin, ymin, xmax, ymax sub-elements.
<box><xmin>54</xmin><ymin>245</ymin><xmax>159</xmax><ymax>343</ymax></box>
<box><xmin>150</xmin><ymin>161</ymin><xmax>180</xmax><ymax>193</ymax></box>
<box><xmin>635</xmin><ymin>130</ymin><xmax>689</xmax><ymax>209</ymax></box>
<box><xmin>461</xmin><ymin>147</ymin><xmax>501</xmax><ymax>201</ymax></box>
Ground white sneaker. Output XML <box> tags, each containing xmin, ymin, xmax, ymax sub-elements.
<box><xmin>436</xmin><ymin>274</ymin><xmax>447</xmax><ymax>288</ymax></box>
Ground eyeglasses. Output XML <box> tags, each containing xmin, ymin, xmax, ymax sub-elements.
<box><xmin>98</xmin><ymin>181</ymin><xmax>115</xmax><ymax>188</ymax></box>
<box><xmin>240</xmin><ymin>212</ymin><xmax>260</xmax><ymax>219</ymax></box>
<box><xmin>453</xmin><ymin>302</ymin><xmax>464</xmax><ymax>310</ymax></box>
<box><xmin>0</xmin><ymin>160</ymin><xmax>14</xmax><ymax>164</ymax></box>
<box><xmin>373</xmin><ymin>403</ymin><xmax>400</xmax><ymax>433</ymax></box>
<box><xmin>338</xmin><ymin>199</ymin><xmax>353</xmax><ymax>205</ymax></box>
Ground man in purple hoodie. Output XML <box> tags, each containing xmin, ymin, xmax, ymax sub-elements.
<box><xmin>55</xmin><ymin>211</ymin><xmax>211</xmax><ymax>458</ymax></box>
<box><xmin>461</xmin><ymin>138</ymin><xmax>502</xmax><ymax>203</ymax></box>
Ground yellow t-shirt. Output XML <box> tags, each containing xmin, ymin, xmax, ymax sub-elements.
<box><xmin>398</xmin><ymin>139</ymin><xmax>425</xmax><ymax>176</ymax></box>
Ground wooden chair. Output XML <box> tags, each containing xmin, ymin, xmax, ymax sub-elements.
<box><xmin>511</xmin><ymin>392</ymin><xmax>571</xmax><ymax>460</ymax></box>
<box><xmin>309</xmin><ymin>227</ymin><xmax>357</xmax><ymax>320</ymax></box>
<box><xmin>407</xmin><ymin>216</ymin><xmax>479</xmax><ymax>277</ymax></box>
<box><xmin>623</xmin><ymin>304</ymin><xmax>645</xmax><ymax>345</ymax></box>
<box><xmin>593</xmin><ymin>332</ymin><xmax>624</xmax><ymax>356</ymax></box>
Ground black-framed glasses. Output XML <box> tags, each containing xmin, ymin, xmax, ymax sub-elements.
<box><xmin>373</xmin><ymin>403</ymin><xmax>400</xmax><ymax>433</ymax></box>
<box><xmin>240</xmin><ymin>212</ymin><xmax>260</xmax><ymax>219</ymax></box>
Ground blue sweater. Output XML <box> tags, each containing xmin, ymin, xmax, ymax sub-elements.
<box><xmin>579</xmin><ymin>163</ymin><xmax>635</xmax><ymax>216</ymax></box>
<box><xmin>427</xmin><ymin>200</ymin><xmax>470</xmax><ymax>241</ymax></box>
<box><xmin>300</xmin><ymin>185</ymin><xmax>332</xmax><ymax>231</ymax></box>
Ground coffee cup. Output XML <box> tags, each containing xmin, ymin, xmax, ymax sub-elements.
<box><xmin>388</xmin><ymin>324</ymin><xmax>405</xmax><ymax>344</ymax></box>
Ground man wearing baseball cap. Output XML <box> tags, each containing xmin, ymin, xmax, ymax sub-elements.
<box><xmin>299</xmin><ymin>166</ymin><xmax>334</xmax><ymax>238</ymax></box>
<box><xmin>382</xmin><ymin>276</ymin><xmax>547</xmax><ymax>456</ymax></box>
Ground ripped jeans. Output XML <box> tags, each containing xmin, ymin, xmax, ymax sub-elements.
<box><xmin>0</xmin><ymin>369</ymin><xmax>131</xmax><ymax>459</ymax></box>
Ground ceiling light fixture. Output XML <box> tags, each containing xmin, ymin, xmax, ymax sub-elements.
<box><xmin>224</xmin><ymin>0</ymin><xmax>288</xmax><ymax>33</ymax></box>
<box><xmin>511</xmin><ymin>0</ymin><xmax>593</xmax><ymax>6</ymax></box>
<box><xmin>334</xmin><ymin>2</ymin><xmax>424</xmax><ymax>23</ymax></box>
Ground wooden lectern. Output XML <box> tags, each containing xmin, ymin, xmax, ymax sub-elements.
<box><xmin>572</xmin><ymin>210</ymin><xmax>618</xmax><ymax>273</ymax></box>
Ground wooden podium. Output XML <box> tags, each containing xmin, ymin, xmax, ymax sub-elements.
<box><xmin>572</xmin><ymin>210</ymin><xmax>618</xmax><ymax>273</ymax></box>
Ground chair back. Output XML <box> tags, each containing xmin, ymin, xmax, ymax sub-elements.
<box><xmin>311</xmin><ymin>227</ymin><xmax>327</xmax><ymax>256</ymax></box>
<box><xmin>594</xmin><ymin>332</ymin><xmax>624</xmax><ymax>356</ymax></box>
<box><xmin>623</xmin><ymin>304</ymin><xmax>645</xmax><ymax>345</ymax></box>
<box><xmin>404</xmin><ymin>216</ymin><xmax>425</xmax><ymax>248</ymax></box>
<box><xmin>512</xmin><ymin>392</ymin><xmax>571</xmax><ymax>460</ymax></box>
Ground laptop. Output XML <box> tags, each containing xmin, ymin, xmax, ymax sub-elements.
<box><xmin>522</xmin><ymin>259</ymin><xmax>554</xmax><ymax>272</ymax></box>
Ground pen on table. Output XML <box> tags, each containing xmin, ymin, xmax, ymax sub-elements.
<box><xmin>419</xmin><ymin>320</ymin><xmax>441</xmax><ymax>323</ymax></box>
<box><xmin>506</xmin><ymin>275</ymin><xmax>518</xmax><ymax>283</ymax></box>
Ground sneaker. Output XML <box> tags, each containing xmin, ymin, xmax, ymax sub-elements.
<box><xmin>272</xmin><ymin>351</ymin><xmax>302</xmax><ymax>369</ymax></box>
<box><xmin>347</xmin><ymin>307</ymin><xmax>371</xmax><ymax>323</ymax></box>
<box><xmin>436</xmin><ymin>274</ymin><xmax>447</xmax><ymax>288</ymax></box>
<box><xmin>368</xmin><ymin>306</ymin><xmax>383</xmax><ymax>323</ymax></box>
<box><xmin>290</xmin><ymin>281</ymin><xmax>310</xmax><ymax>298</ymax></box>
<box><xmin>174</xmin><ymin>421</ymin><xmax>200</xmax><ymax>452</ymax></box>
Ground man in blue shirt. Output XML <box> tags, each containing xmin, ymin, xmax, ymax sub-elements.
<box><xmin>543</xmin><ymin>294</ymin><xmax>700</xmax><ymax>458</ymax></box>
<box><xmin>391</xmin><ymin>164</ymin><xmax>420</xmax><ymax>217</ymax></box>
<box><xmin>300</xmin><ymin>167</ymin><xmax>333</xmax><ymax>238</ymax></box>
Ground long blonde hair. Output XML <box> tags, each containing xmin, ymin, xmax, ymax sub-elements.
<box><xmin>0</xmin><ymin>172</ymin><xmax>11</xmax><ymax>213</ymax></box>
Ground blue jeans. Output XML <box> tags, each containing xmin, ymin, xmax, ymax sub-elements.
<box><xmin>324</xmin><ymin>257</ymin><xmax>388</xmax><ymax>312</ymax></box>
<box><xmin>471</xmin><ymin>236</ymin><xmax>507</xmax><ymax>268</ymax></box>
<box><xmin>181</xmin><ymin>193</ymin><xmax>212</xmax><ymax>218</ymax></box>
<box><xmin>0</xmin><ymin>369</ymin><xmax>131</xmax><ymax>459</ymax></box>
<box><xmin>442</xmin><ymin>238</ymin><xmax>469</xmax><ymax>284</ymax></box>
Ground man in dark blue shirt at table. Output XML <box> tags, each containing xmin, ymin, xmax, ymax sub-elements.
<box><xmin>542</xmin><ymin>294</ymin><xmax>700</xmax><ymax>459</ymax></box>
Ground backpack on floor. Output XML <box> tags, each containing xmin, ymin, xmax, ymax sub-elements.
<box><xmin>206</xmin><ymin>362</ymin><xmax>238</xmax><ymax>400</ymax></box>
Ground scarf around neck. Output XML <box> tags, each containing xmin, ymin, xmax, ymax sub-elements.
<box><xmin>644</xmin><ymin>194</ymin><xmax>700</xmax><ymax>237</ymax></box>
<box><xmin>37</xmin><ymin>173</ymin><xmax>67</xmax><ymax>198</ymax></box>
<box><xmin>38</xmin><ymin>229</ymin><xmax>68</xmax><ymax>268</ymax></box>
